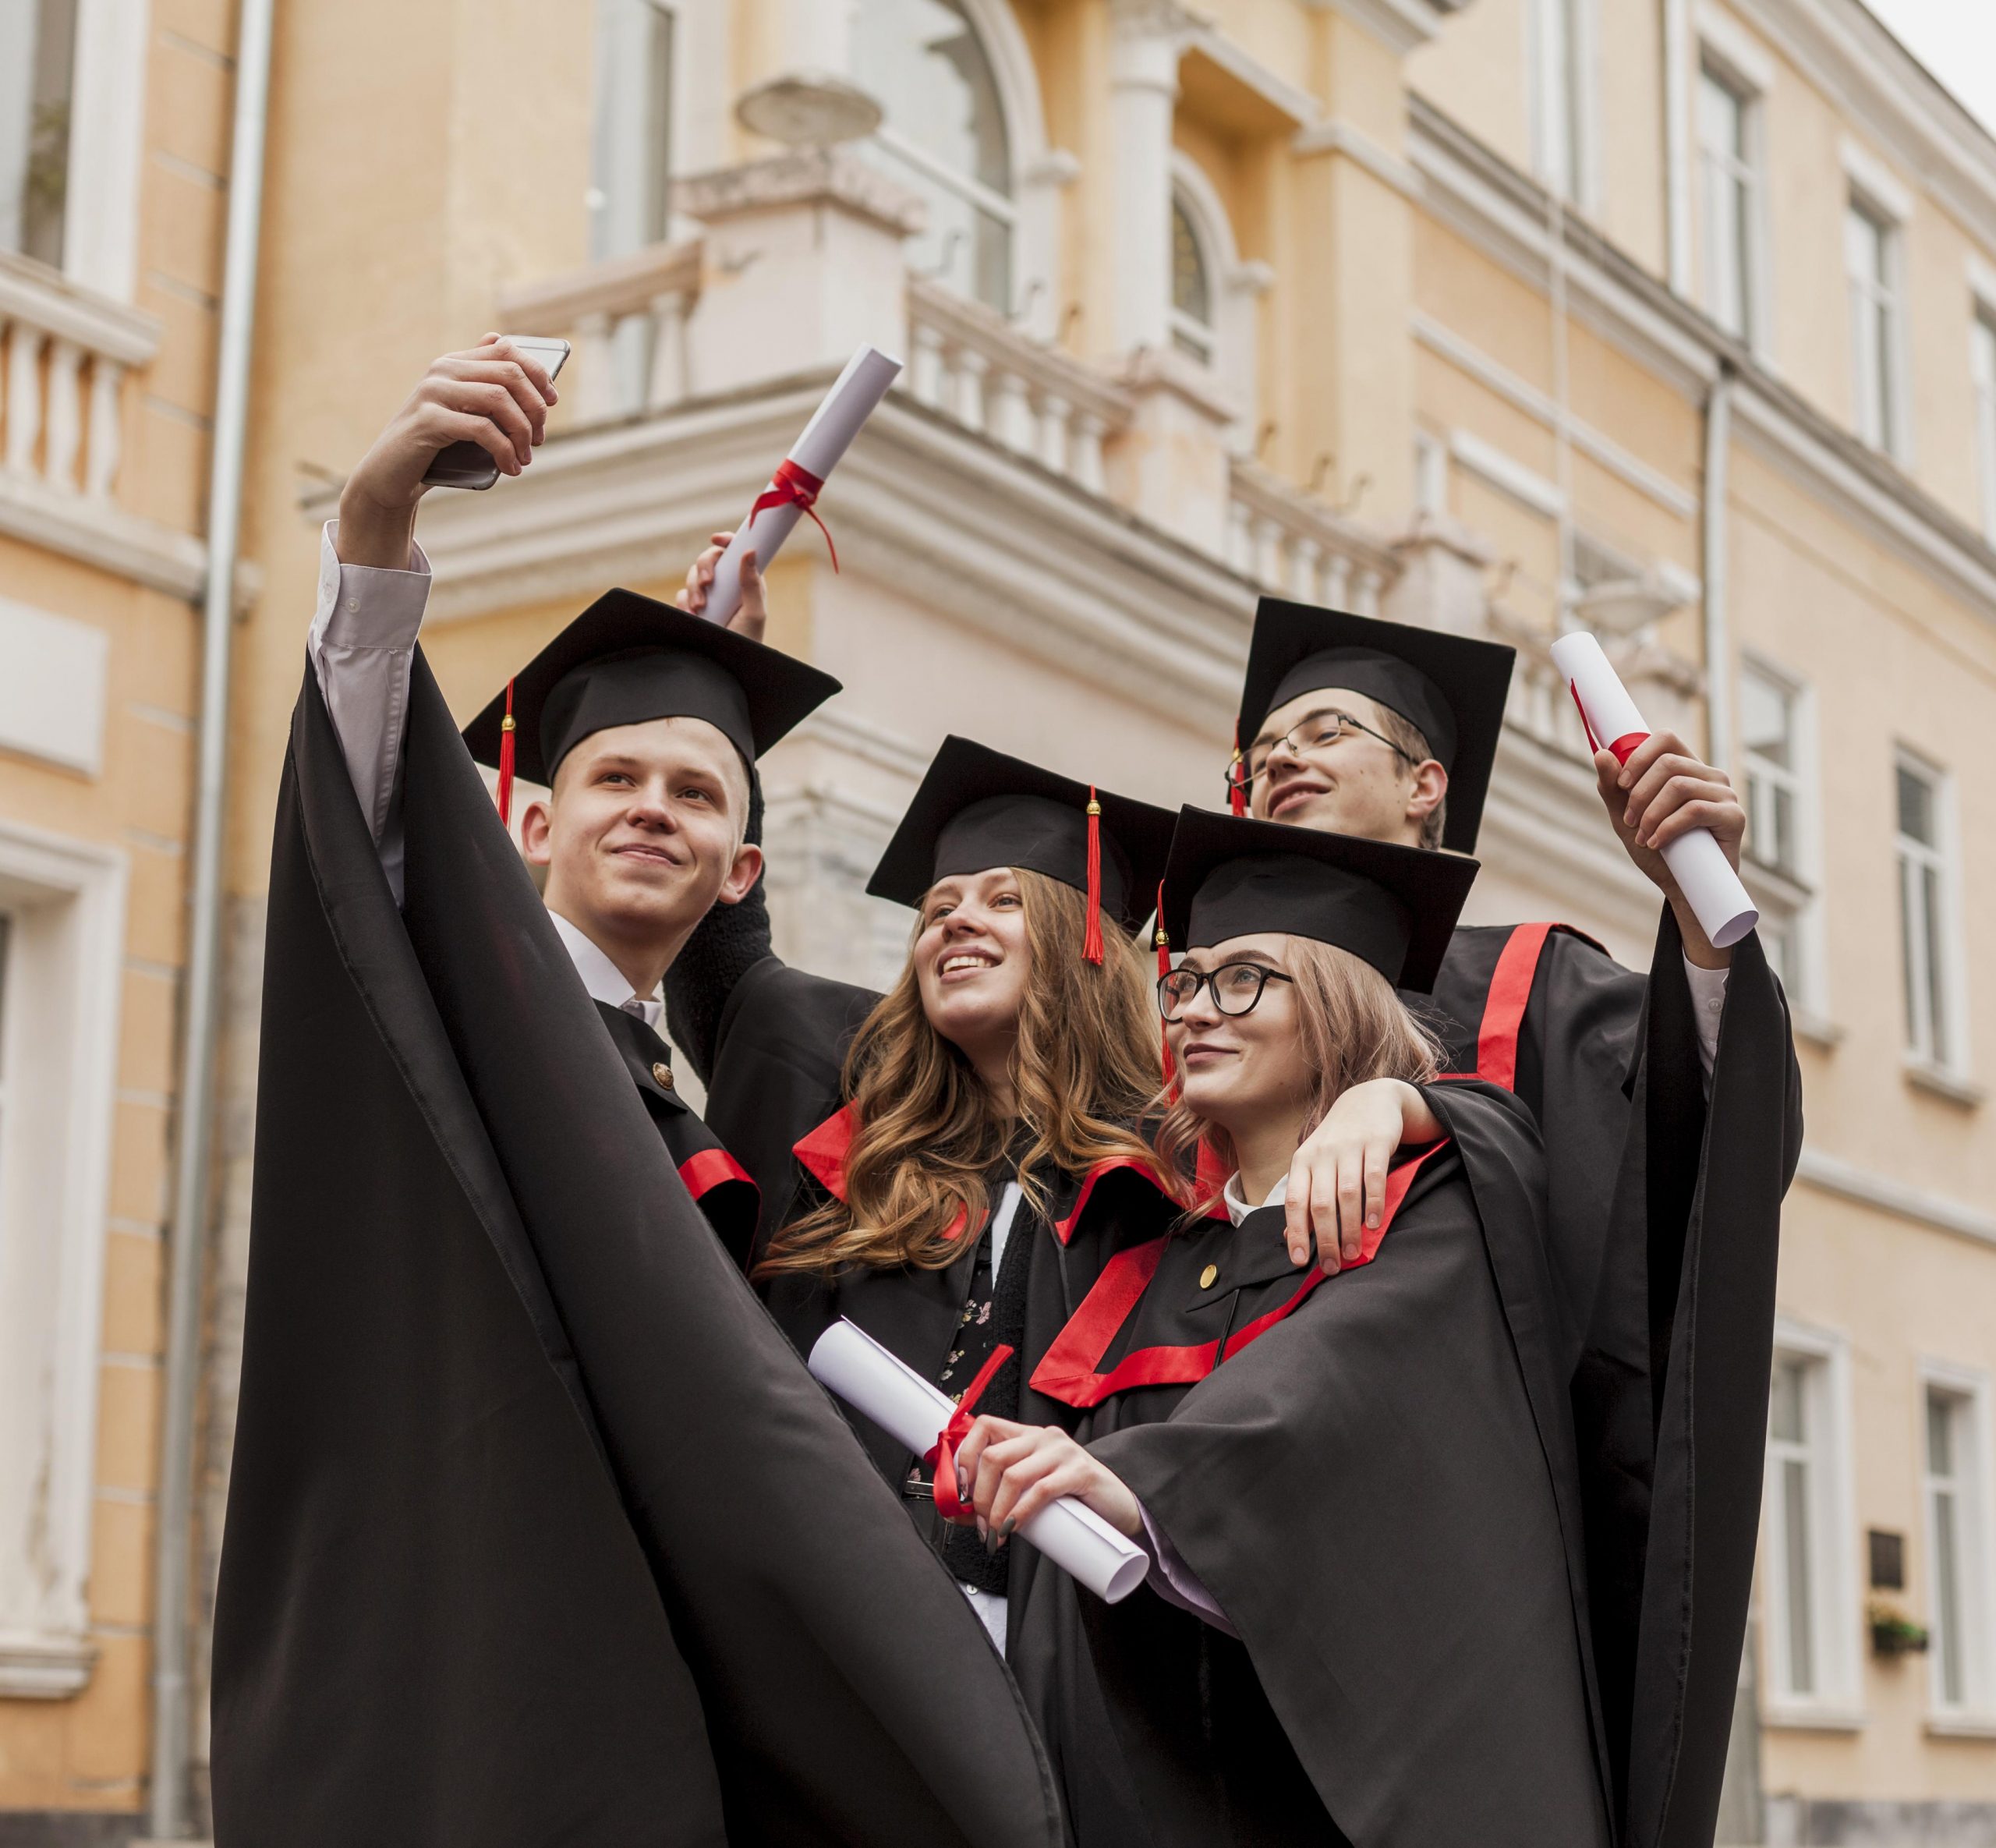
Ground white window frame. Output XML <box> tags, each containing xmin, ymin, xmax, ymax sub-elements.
<box><xmin>1895</xmin><ymin>747</ymin><xmax>1970</xmax><ymax>1081</ymax></box>
<box><xmin>55</xmin><ymin>0</ymin><xmax>151</xmax><ymax>303</ymax></box>
<box><xmin>0</xmin><ymin>820</ymin><xmax>126</xmax><ymax>1698</ymax></box>
<box><xmin>1842</xmin><ymin>141</ymin><xmax>1913</xmax><ymax>464</ymax></box>
<box><xmin>1763</xmin><ymin>1320</ymin><xmax>1864</xmax><ymax>1726</ymax></box>
<box><xmin>1737</xmin><ymin>655</ymin><xmax>1824</xmax><ymax>1015</ymax></box>
<box><xmin>1920</xmin><ymin>1361</ymin><xmax>1996</xmax><ymax>1726</ymax></box>
<box><xmin>1693</xmin><ymin>48</ymin><xmax>1768</xmax><ymax>352</ymax></box>
<box><xmin>1167</xmin><ymin>150</ymin><xmax>1267</xmax><ymax>452</ymax></box>
<box><xmin>1970</xmin><ymin>263</ymin><xmax>1996</xmax><ymax>547</ymax></box>
<box><xmin>1529</xmin><ymin>0</ymin><xmax>1598</xmax><ymax>211</ymax></box>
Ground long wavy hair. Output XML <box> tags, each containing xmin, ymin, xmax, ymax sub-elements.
<box><xmin>1151</xmin><ymin>936</ymin><xmax>1443</xmax><ymax>1216</ymax></box>
<box><xmin>756</xmin><ymin>869</ymin><xmax>1167</xmax><ymax>1280</ymax></box>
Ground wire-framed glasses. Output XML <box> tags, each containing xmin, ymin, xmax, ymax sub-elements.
<box><xmin>1157</xmin><ymin>961</ymin><xmax>1297</xmax><ymax>1021</ymax></box>
<box><xmin>1244</xmin><ymin>707</ymin><xmax>1417</xmax><ymax>782</ymax></box>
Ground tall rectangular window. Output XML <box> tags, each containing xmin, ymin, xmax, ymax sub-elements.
<box><xmin>0</xmin><ymin>0</ymin><xmax>77</xmax><ymax>267</ymax></box>
<box><xmin>1973</xmin><ymin>309</ymin><xmax>1996</xmax><ymax>545</ymax></box>
<box><xmin>1847</xmin><ymin>196</ymin><xmax>1902</xmax><ymax>454</ymax></box>
<box><xmin>1697</xmin><ymin>63</ymin><xmax>1757</xmax><ymax>341</ymax></box>
<box><xmin>1765</xmin><ymin>1340</ymin><xmax>1855</xmax><ymax>1709</ymax></box>
<box><xmin>1531</xmin><ymin>0</ymin><xmax>1591</xmax><ymax>205</ymax></box>
<box><xmin>588</xmin><ymin>0</ymin><xmax>676</xmax><ymax>410</ymax></box>
<box><xmin>1739</xmin><ymin>664</ymin><xmax>1811</xmax><ymax>996</ymax></box>
<box><xmin>1925</xmin><ymin>1381</ymin><xmax>1991</xmax><ymax>1716</ymax></box>
<box><xmin>1895</xmin><ymin>752</ymin><xmax>1959</xmax><ymax>1070</ymax></box>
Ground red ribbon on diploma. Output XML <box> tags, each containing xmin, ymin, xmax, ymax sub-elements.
<box><xmin>748</xmin><ymin>457</ymin><xmax>840</xmax><ymax>570</ymax></box>
<box><xmin>1566</xmin><ymin>681</ymin><xmax>1648</xmax><ymax>766</ymax></box>
<box><xmin>926</xmin><ymin>1342</ymin><xmax>1015</xmax><ymax>1523</ymax></box>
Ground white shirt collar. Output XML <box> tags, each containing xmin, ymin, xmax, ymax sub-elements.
<box><xmin>1221</xmin><ymin>1170</ymin><xmax>1288</xmax><ymax>1227</ymax></box>
<box><xmin>547</xmin><ymin>910</ymin><xmax>663</xmax><ymax>1030</ymax></box>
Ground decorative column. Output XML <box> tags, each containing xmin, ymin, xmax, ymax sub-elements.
<box><xmin>736</xmin><ymin>0</ymin><xmax>881</xmax><ymax>149</ymax></box>
<box><xmin>1107</xmin><ymin>0</ymin><xmax>1192</xmax><ymax>358</ymax></box>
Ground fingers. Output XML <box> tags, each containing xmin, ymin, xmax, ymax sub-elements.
<box><xmin>730</xmin><ymin>547</ymin><xmax>766</xmax><ymax>640</ymax></box>
<box><xmin>1003</xmin><ymin>1457</ymin><xmax>1099</xmax><ymax>1536</ymax></box>
<box><xmin>429</xmin><ymin>361</ymin><xmax>547</xmax><ymax>459</ymax></box>
<box><xmin>1333</xmin><ymin>1150</ymin><xmax>1364</xmax><ymax>1275</ymax></box>
<box><xmin>987</xmin><ymin>1446</ymin><xmax>1072</xmax><ymax>1538</ymax></box>
<box><xmin>418</xmin><ymin>406</ymin><xmax>524</xmax><ymax>476</ymax></box>
<box><xmin>1305</xmin><ymin>1154</ymin><xmax>1341</xmax><ymax>1275</ymax></box>
<box><xmin>1282</xmin><ymin>1148</ymin><xmax>1316</xmax><ymax>1267</ymax></box>
<box><xmin>1356</xmin><ymin>1137</ymin><xmax>1389</xmax><ymax>1257</ymax></box>
<box><xmin>1623</xmin><ymin>751</ymin><xmax>1731</xmax><ymax>833</ymax></box>
<box><xmin>1613</xmin><ymin>729</ymin><xmax>1683</xmax><ymax>790</ymax></box>
<box><xmin>967</xmin><ymin>1421</ymin><xmax>1039</xmax><ymax>1530</ymax></box>
<box><xmin>681</xmin><ymin>533</ymin><xmax>735</xmax><ymax>616</ymax></box>
<box><xmin>1644</xmin><ymin>787</ymin><xmax>1745</xmax><ymax>855</ymax></box>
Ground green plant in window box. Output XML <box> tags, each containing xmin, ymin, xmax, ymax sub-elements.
<box><xmin>1867</xmin><ymin>1600</ymin><xmax>1930</xmax><ymax>1658</ymax></box>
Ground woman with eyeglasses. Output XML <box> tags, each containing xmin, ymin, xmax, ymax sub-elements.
<box><xmin>955</xmin><ymin>811</ymin><xmax>1615</xmax><ymax>1847</ymax></box>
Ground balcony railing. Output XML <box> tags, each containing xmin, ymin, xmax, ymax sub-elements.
<box><xmin>1226</xmin><ymin>456</ymin><xmax>1396</xmax><ymax>615</ymax></box>
<box><xmin>0</xmin><ymin>253</ymin><xmax>155</xmax><ymax>505</ymax></box>
<box><xmin>496</xmin><ymin>236</ymin><xmax>704</xmax><ymax>424</ymax></box>
<box><xmin>904</xmin><ymin>275</ymin><xmax>1133</xmax><ymax>497</ymax></box>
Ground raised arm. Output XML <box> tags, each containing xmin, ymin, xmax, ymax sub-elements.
<box><xmin>310</xmin><ymin>337</ymin><xmax>560</xmax><ymax>897</ymax></box>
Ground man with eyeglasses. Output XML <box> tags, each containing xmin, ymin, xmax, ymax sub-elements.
<box><xmin>1230</xmin><ymin>598</ymin><xmax>1801</xmax><ymax>1848</ymax></box>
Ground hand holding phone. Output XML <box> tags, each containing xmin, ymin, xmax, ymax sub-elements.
<box><xmin>335</xmin><ymin>335</ymin><xmax>568</xmax><ymax>572</ymax></box>
<box><xmin>421</xmin><ymin>335</ymin><xmax>572</xmax><ymax>490</ymax></box>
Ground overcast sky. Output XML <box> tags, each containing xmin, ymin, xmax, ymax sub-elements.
<box><xmin>1863</xmin><ymin>0</ymin><xmax>1996</xmax><ymax>140</ymax></box>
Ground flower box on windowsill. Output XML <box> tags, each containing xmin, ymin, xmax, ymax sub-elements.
<box><xmin>1868</xmin><ymin>1602</ymin><xmax>1930</xmax><ymax>1659</ymax></box>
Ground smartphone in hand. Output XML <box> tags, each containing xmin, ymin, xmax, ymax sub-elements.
<box><xmin>422</xmin><ymin>336</ymin><xmax>572</xmax><ymax>490</ymax></box>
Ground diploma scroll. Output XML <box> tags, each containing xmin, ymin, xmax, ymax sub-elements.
<box><xmin>699</xmin><ymin>344</ymin><xmax>904</xmax><ymax>628</ymax></box>
<box><xmin>808</xmin><ymin>1318</ymin><xmax>1150</xmax><ymax>1605</ymax></box>
<box><xmin>1549</xmin><ymin>630</ymin><xmax>1758</xmax><ymax>950</ymax></box>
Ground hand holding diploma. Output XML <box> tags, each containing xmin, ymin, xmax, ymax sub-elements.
<box><xmin>1552</xmin><ymin>631</ymin><xmax>1757</xmax><ymax>954</ymax></box>
<box><xmin>693</xmin><ymin>344</ymin><xmax>904</xmax><ymax>630</ymax></box>
<box><xmin>809</xmin><ymin>1319</ymin><xmax>1149</xmax><ymax>1604</ymax></box>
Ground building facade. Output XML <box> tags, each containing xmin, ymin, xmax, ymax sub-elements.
<box><xmin>2</xmin><ymin>0</ymin><xmax>1994</xmax><ymax>1841</ymax></box>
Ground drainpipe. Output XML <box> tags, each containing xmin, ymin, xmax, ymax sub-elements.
<box><xmin>1700</xmin><ymin>365</ymin><xmax>1735</xmax><ymax>770</ymax></box>
<box><xmin>149</xmin><ymin>0</ymin><xmax>275</xmax><ymax>1835</ymax></box>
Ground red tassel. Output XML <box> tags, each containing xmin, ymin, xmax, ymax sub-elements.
<box><xmin>1082</xmin><ymin>790</ymin><xmax>1105</xmax><ymax>966</ymax></box>
<box><xmin>497</xmin><ymin>677</ymin><xmax>517</xmax><ymax>827</ymax></box>
<box><xmin>1154</xmin><ymin>880</ymin><xmax>1175</xmax><ymax>1089</ymax></box>
<box><xmin>1228</xmin><ymin>720</ymin><xmax>1248</xmax><ymax>816</ymax></box>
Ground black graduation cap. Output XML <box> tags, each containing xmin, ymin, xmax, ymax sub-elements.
<box><xmin>462</xmin><ymin>589</ymin><xmax>842</xmax><ymax>795</ymax></box>
<box><xmin>867</xmin><ymin>736</ymin><xmax>1178</xmax><ymax>954</ymax></box>
<box><xmin>1234</xmin><ymin>600</ymin><xmax>1515</xmax><ymax>855</ymax></box>
<box><xmin>1159</xmin><ymin>807</ymin><xmax>1479</xmax><ymax>993</ymax></box>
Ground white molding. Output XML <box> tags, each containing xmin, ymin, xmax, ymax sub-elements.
<box><xmin>1664</xmin><ymin>0</ymin><xmax>1693</xmax><ymax>294</ymax></box>
<box><xmin>1290</xmin><ymin>118</ymin><xmax>1424</xmax><ymax>202</ymax></box>
<box><xmin>1448</xmin><ymin>427</ymin><xmax>1565</xmax><ymax>518</ymax></box>
<box><xmin>1406</xmin><ymin>104</ymin><xmax>1996</xmax><ymax>627</ymax></box>
<box><xmin>62</xmin><ymin>0</ymin><xmax>153</xmax><ymax>303</ymax></box>
<box><xmin>1969</xmin><ymin>253</ymin><xmax>1996</xmax><ymax>319</ymax></box>
<box><xmin>0</xmin><ymin>1630</ymin><xmax>97</xmax><ymax>1700</ymax></box>
<box><xmin>0</xmin><ymin>253</ymin><xmax>160</xmax><ymax>366</ymax></box>
<box><xmin>1413</xmin><ymin>311</ymin><xmax>1700</xmax><ymax>519</ymax></box>
<box><xmin>0</xmin><ymin>598</ymin><xmax>111</xmax><ymax>776</ymax></box>
<box><xmin>1694</xmin><ymin>2</ymin><xmax>1776</xmax><ymax>95</ymax></box>
<box><xmin>1793</xmin><ymin>1148</ymin><xmax>1996</xmax><ymax>1248</ymax></box>
<box><xmin>1840</xmin><ymin>134</ymin><xmax>1915</xmax><ymax>226</ymax></box>
<box><xmin>0</xmin><ymin>469</ymin><xmax>208</xmax><ymax>601</ymax></box>
<box><xmin>1725</xmin><ymin>0</ymin><xmax>1996</xmax><ymax>257</ymax></box>
<box><xmin>0</xmin><ymin>821</ymin><xmax>129</xmax><ymax>1692</ymax></box>
<box><xmin>1184</xmin><ymin>22</ymin><xmax>1322</xmax><ymax>129</ymax></box>
<box><xmin>1307</xmin><ymin>0</ymin><xmax>1451</xmax><ymax>58</ymax></box>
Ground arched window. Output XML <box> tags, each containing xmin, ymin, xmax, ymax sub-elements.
<box><xmin>854</xmin><ymin>0</ymin><xmax>1014</xmax><ymax>313</ymax></box>
<box><xmin>1170</xmin><ymin>191</ymin><xmax>1215</xmax><ymax>363</ymax></box>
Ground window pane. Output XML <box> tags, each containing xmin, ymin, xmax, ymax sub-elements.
<box><xmin>1783</xmin><ymin>1455</ymin><xmax>1816</xmax><ymax>1693</ymax></box>
<box><xmin>1172</xmin><ymin>197</ymin><xmax>1212</xmax><ymax>326</ymax></box>
<box><xmin>1739</xmin><ymin>671</ymin><xmax>1790</xmax><ymax>764</ymax></box>
<box><xmin>1934</xmin><ymin>1485</ymin><xmax>1965</xmax><ymax>1706</ymax></box>
<box><xmin>1698</xmin><ymin>68</ymin><xmax>1744</xmax><ymax>159</ymax></box>
<box><xmin>1898</xmin><ymin>764</ymin><xmax>1935</xmax><ymax>844</ymax></box>
<box><xmin>1922</xmin><ymin>862</ymin><xmax>1948</xmax><ymax>1065</ymax></box>
<box><xmin>0</xmin><ymin>0</ymin><xmax>76</xmax><ymax>267</ymax></box>
<box><xmin>1771</xmin><ymin>1357</ymin><xmax>1806</xmax><ymax>1443</ymax></box>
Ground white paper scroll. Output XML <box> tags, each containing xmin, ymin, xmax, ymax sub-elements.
<box><xmin>808</xmin><ymin>1318</ymin><xmax>1150</xmax><ymax>1605</ymax></box>
<box><xmin>699</xmin><ymin>344</ymin><xmax>904</xmax><ymax>628</ymax></box>
<box><xmin>1550</xmin><ymin>630</ymin><xmax>1759</xmax><ymax>950</ymax></box>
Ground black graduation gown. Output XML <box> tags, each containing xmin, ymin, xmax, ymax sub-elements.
<box><xmin>1424</xmin><ymin>918</ymin><xmax>1801</xmax><ymax>1846</ymax></box>
<box><xmin>211</xmin><ymin>659</ymin><xmax>1063</xmax><ymax>1848</ymax></box>
<box><xmin>1021</xmin><ymin>1082</ymin><xmax>1613</xmax><ymax>1847</ymax></box>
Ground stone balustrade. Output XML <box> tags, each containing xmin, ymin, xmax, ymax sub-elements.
<box><xmin>496</xmin><ymin>236</ymin><xmax>704</xmax><ymax>424</ymax></box>
<box><xmin>904</xmin><ymin>275</ymin><xmax>1134</xmax><ymax>497</ymax></box>
<box><xmin>0</xmin><ymin>253</ymin><xmax>155</xmax><ymax>507</ymax></box>
<box><xmin>1226</xmin><ymin>456</ymin><xmax>1397</xmax><ymax>615</ymax></box>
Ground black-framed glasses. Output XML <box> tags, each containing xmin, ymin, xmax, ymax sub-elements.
<box><xmin>1158</xmin><ymin>961</ymin><xmax>1296</xmax><ymax>1021</ymax></box>
<box><xmin>1243</xmin><ymin>707</ymin><xmax>1417</xmax><ymax>785</ymax></box>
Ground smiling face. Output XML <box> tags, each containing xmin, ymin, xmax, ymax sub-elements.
<box><xmin>521</xmin><ymin>713</ymin><xmax>760</xmax><ymax>979</ymax></box>
<box><xmin>1163</xmin><ymin>932</ymin><xmax>1315</xmax><ymax>1145</ymax></box>
<box><xmin>1248</xmin><ymin>685</ymin><xmax>1445</xmax><ymax>846</ymax></box>
<box><xmin>912</xmin><ymin>866</ymin><xmax>1034</xmax><ymax>1075</ymax></box>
